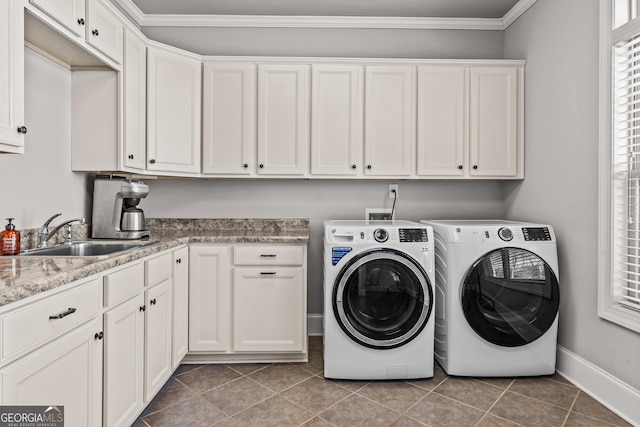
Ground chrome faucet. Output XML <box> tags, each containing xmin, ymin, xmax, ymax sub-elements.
<box><xmin>38</xmin><ymin>214</ymin><xmax>85</xmax><ymax>247</ymax></box>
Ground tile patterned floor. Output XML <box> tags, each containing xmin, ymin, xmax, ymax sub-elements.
<box><xmin>133</xmin><ymin>337</ymin><xmax>631</xmax><ymax>427</ymax></box>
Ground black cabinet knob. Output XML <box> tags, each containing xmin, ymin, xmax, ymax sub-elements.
<box><xmin>367</xmin><ymin>165</ymin><xmax>372</xmax><ymax>170</ymax></box>
<box><xmin>16</xmin><ymin>126</ymin><xmax>27</xmax><ymax>134</ymax></box>
<box><xmin>259</xmin><ymin>164</ymin><xmax>264</xmax><ymax>168</ymax></box>
<box><xmin>351</xmin><ymin>165</ymin><xmax>356</xmax><ymax>169</ymax></box>
<box><xmin>243</xmin><ymin>163</ymin><xmax>248</xmax><ymax>168</ymax></box>
<box><xmin>150</xmin><ymin>298</ymin><xmax>157</xmax><ymax>305</ymax></box>
<box><xmin>140</xmin><ymin>306</ymin><xmax>146</xmax><ymax>312</ymax></box>
<box><xmin>77</xmin><ymin>18</ymin><xmax>85</xmax><ymax>25</ymax></box>
<box><xmin>149</xmin><ymin>159</ymin><xmax>156</xmax><ymax>164</ymax></box>
<box><xmin>94</xmin><ymin>332</ymin><xmax>103</xmax><ymax>340</ymax></box>
<box><xmin>458</xmin><ymin>165</ymin><xmax>463</xmax><ymax>170</ymax></box>
<box><xmin>128</xmin><ymin>154</ymin><xmax>134</xmax><ymax>160</ymax></box>
<box><xmin>92</xmin><ymin>29</ymin><xmax>99</xmax><ymax>36</ymax></box>
<box><xmin>176</xmin><ymin>258</ymin><xmax>182</xmax><ymax>264</ymax></box>
<box><xmin>473</xmin><ymin>165</ymin><xmax>478</xmax><ymax>170</ymax></box>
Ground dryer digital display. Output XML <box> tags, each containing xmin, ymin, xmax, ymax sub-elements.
<box><xmin>522</xmin><ymin>227</ymin><xmax>552</xmax><ymax>241</ymax></box>
<box><xmin>399</xmin><ymin>228</ymin><xmax>429</xmax><ymax>242</ymax></box>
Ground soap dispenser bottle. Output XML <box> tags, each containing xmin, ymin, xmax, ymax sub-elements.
<box><xmin>1</xmin><ymin>218</ymin><xmax>20</xmax><ymax>255</ymax></box>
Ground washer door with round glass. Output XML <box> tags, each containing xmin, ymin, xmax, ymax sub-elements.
<box><xmin>333</xmin><ymin>249</ymin><xmax>433</xmax><ymax>349</ymax></box>
<box><xmin>461</xmin><ymin>247</ymin><xmax>559</xmax><ymax>347</ymax></box>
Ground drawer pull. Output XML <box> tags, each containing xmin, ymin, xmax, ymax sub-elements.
<box><xmin>49</xmin><ymin>307</ymin><xmax>77</xmax><ymax>320</ymax></box>
<box><xmin>94</xmin><ymin>332</ymin><xmax>104</xmax><ymax>340</ymax></box>
<box><xmin>260</xmin><ymin>254</ymin><xmax>277</xmax><ymax>258</ymax></box>
<box><xmin>150</xmin><ymin>299</ymin><xmax>157</xmax><ymax>305</ymax></box>
<box><xmin>260</xmin><ymin>272</ymin><xmax>276</xmax><ymax>276</ymax></box>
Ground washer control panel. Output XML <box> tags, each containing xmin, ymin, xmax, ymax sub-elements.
<box><xmin>522</xmin><ymin>227</ymin><xmax>552</xmax><ymax>241</ymax></box>
<box><xmin>498</xmin><ymin>227</ymin><xmax>514</xmax><ymax>241</ymax></box>
<box><xmin>399</xmin><ymin>228</ymin><xmax>429</xmax><ymax>242</ymax></box>
<box><xmin>373</xmin><ymin>228</ymin><xmax>389</xmax><ymax>242</ymax></box>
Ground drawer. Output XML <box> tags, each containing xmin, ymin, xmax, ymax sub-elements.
<box><xmin>0</xmin><ymin>278</ymin><xmax>101</xmax><ymax>364</ymax></box>
<box><xmin>146</xmin><ymin>252</ymin><xmax>172</xmax><ymax>287</ymax></box>
<box><xmin>234</xmin><ymin>245</ymin><xmax>304</xmax><ymax>266</ymax></box>
<box><xmin>104</xmin><ymin>263</ymin><xmax>144</xmax><ymax>307</ymax></box>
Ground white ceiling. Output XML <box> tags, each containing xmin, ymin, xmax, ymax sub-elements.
<box><xmin>128</xmin><ymin>0</ymin><xmax>521</xmax><ymax>19</ymax></box>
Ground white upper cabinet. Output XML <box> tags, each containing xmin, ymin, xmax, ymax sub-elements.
<box><xmin>30</xmin><ymin>0</ymin><xmax>86</xmax><ymax>37</ymax></box>
<box><xmin>202</xmin><ymin>62</ymin><xmax>256</xmax><ymax>175</ymax></box>
<box><xmin>417</xmin><ymin>66</ymin><xmax>466</xmax><ymax>177</ymax></box>
<box><xmin>122</xmin><ymin>29</ymin><xmax>147</xmax><ymax>171</ymax></box>
<box><xmin>364</xmin><ymin>66</ymin><xmax>416</xmax><ymax>176</ymax></box>
<box><xmin>0</xmin><ymin>0</ymin><xmax>25</xmax><ymax>154</ymax></box>
<box><xmin>469</xmin><ymin>67</ymin><xmax>520</xmax><ymax>177</ymax></box>
<box><xmin>147</xmin><ymin>45</ymin><xmax>202</xmax><ymax>174</ymax></box>
<box><xmin>86</xmin><ymin>0</ymin><xmax>123</xmax><ymax>64</ymax></box>
<box><xmin>257</xmin><ymin>65</ymin><xmax>310</xmax><ymax>176</ymax></box>
<box><xmin>311</xmin><ymin>65</ymin><xmax>363</xmax><ymax>176</ymax></box>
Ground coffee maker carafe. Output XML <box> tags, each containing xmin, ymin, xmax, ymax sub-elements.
<box><xmin>91</xmin><ymin>175</ymin><xmax>150</xmax><ymax>239</ymax></box>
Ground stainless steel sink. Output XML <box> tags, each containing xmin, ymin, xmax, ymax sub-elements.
<box><xmin>20</xmin><ymin>241</ymin><xmax>157</xmax><ymax>258</ymax></box>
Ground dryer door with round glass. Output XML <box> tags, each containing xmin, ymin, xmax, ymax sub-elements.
<box><xmin>333</xmin><ymin>249</ymin><xmax>433</xmax><ymax>349</ymax></box>
<box><xmin>461</xmin><ymin>247</ymin><xmax>559</xmax><ymax>347</ymax></box>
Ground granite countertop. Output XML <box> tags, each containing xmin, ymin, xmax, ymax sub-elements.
<box><xmin>0</xmin><ymin>218</ymin><xmax>309</xmax><ymax>308</ymax></box>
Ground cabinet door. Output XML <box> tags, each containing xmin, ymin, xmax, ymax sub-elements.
<box><xmin>417</xmin><ymin>67</ymin><xmax>466</xmax><ymax>176</ymax></box>
<box><xmin>189</xmin><ymin>246</ymin><xmax>231</xmax><ymax>352</ymax></box>
<box><xmin>202</xmin><ymin>62</ymin><xmax>256</xmax><ymax>175</ymax></box>
<box><xmin>103</xmin><ymin>294</ymin><xmax>144</xmax><ymax>427</ymax></box>
<box><xmin>0</xmin><ymin>319</ymin><xmax>102</xmax><ymax>427</ymax></box>
<box><xmin>0</xmin><ymin>0</ymin><xmax>25</xmax><ymax>154</ymax></box>
<box><xmin>122</xmin><ymin>29</ymin><xmax>146</xmax><ymax>171</ymax></box>
<box><xmin>233</xmin><ymin>267</ymin><xmax>305</xmax><ymax>352</ymax></box>
<box><xmin>172</xmin><ymin>247</ymin><xmax>189</xmax><ymax>369</ymax></box>
<box><xmin>469</xmin><ymin>67</ymin><xmax>519</xmax><ymax>177</ymax></box>
<box><xmin>257</xmin><ymin>65</ymin><xmax>309</xmax><ymax>175</ymax></box>
<box><xmin>364</xmin><ymin>66</ymin><xmax>415</xmax><ymax>176</ymax></box>
<box><xmin>86</xmin><ymin>0</ymin><xmax>123</xmax><ymax>64</ymax></box>
<box><xmin>30</xmin><ymin>0</ymin><xmax>86</xmax><ymax>37</ymax></box>
<box><xmin>311</xmin><ymin>65</ymin><xmax>363</xmax><ymax>176</ymax></box>
<box><xmin>144</xmin><ymin>279</ymin><xmax>172</xmax><ymax>402</ymax></box>
<box><xmin>147</xmin><ymin>46</ymin><xmax>202</xmax><ymax>174</ymax></box>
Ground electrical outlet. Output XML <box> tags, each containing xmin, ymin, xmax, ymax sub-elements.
<box><xmin>389</xmin><ymin>184</ymin><xmax>399</xmax><ymax>199</ymax></box>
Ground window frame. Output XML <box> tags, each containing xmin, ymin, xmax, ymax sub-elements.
<box><xmin>598</xmin><ymin>0</ymin><xmax>640</xmax><ymax>333</ymax></box>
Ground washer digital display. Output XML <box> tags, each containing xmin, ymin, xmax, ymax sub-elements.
<box><xmin>399</xmin><ymin>228</ymin><xmax>428</xmax><ymax>242</ymax></box>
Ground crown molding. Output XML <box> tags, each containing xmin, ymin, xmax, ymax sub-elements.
<box><xmin>111</xmin><ymin>0</ymin><xmax>537</xmax><ymax>31</ymax></box>
<box><xmin>502</xmin><ymin>0</ymin><xmax>538</xmax><ymax>28</ymax></box>
<box><xmin>141</xmin><ymin>14</ymin><xmax>506</xmax><ymax>30</ymax></box>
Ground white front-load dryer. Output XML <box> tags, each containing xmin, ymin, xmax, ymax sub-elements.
<box><xmin>421</xmin><ymin>220</ymin><xmax>560</xmax><ymax>377</ymax></box>
<box><xmin>323</xmin><ymin>220</ymin><xmax>435</xmax><ymax>380</ymax></box>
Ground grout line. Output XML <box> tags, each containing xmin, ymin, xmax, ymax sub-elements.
<box><xmin>561</xmin><ymin>390</ymin><xmax>581</xmax><ymax>426</ymax></box>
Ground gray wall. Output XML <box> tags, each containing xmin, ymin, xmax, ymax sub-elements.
<box><xmin>141</xmin><ymin>27</ymin><xmax>505</xmax><ymax>59</ymax></box>
<box><xmin>504</xmin><ymin>0</ymin><xmax>640</xmax><ymax>391</ymax></box>
<box><xmin>0</xmin><ymin>49</ymin><xmax>87</xmax><ymax>230</ymax></box>
<box><xmin>141</xmin><ymin>179</ymin><xmax>506</xmax><ymax>314</ymax></box>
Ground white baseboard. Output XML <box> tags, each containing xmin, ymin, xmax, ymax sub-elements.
<box><xmin>557</xmin><ymin>345</ymin><xmax>640</xmax><ymax>425</ymax></box>
<box><xmin>308</xmin><ymin>314</ymin><xmax>323</xmax><ymax>336</ymax></box>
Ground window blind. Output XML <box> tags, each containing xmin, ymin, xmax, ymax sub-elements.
<box><xmin>613</xmin><ymin>33</ymin><xmax>640</xmax><ymax>312</ymax></box>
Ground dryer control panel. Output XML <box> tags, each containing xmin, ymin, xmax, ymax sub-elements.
<box><xmin>522</xmin><ymin>227</ymin><xmax>552</xmax><ymax>241</ymax></box>
<box><xmin>399</xmin><ymin>228</ymin><xmax>429</xmax><ymax>242</ymax></box>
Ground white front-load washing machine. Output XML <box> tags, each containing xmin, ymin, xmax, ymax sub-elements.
<box><xmin>421</xmin><ymin>220</ymin><xmax>560</xmax><ymax>377</ymax></box>
<box><xmin>323</xmin><ymin>220</ymin><xmax>435</xmax><ymax>380</ymax></box>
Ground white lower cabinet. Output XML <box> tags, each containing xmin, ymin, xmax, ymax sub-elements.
<box><xmin>0</xmin><ymin>318</ymin><xmax>103</xmax><ymax>427</ymax></box>
<box><xmin>103</xmin><ymin>294</ymin><xmax>144</xmax><ymax>427</ymax></box>
<box><xmin>188</xmin><ymin>244</ymin><xmax>307</xmax><ymax>361</ymax></box>
<box><xmin>233</xmin><ymin>267</ymin><xmax>305</xmax><ymax>352</ymax></box>
<box><xmin>172</xmin><ymin>247</ymin><xmax>189</xmax><ymax>369</ymax></box>
<box><xmin>188</xmin><ymin>245</ymin><xmax>231</xmax><ymax>352</ymax></box>
<box><xmin>144</xmin><ymin>278</ymin><xmax>172</xmax><ymax>401</ymax></box>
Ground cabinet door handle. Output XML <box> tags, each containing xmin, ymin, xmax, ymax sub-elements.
<box><xmin>149</xmin><ymin>159</ymin><xmax>156</xmax><ymax>164</ymax></box>
<box><xmin>458</xmin><ymin>165</ymin><xmax>463</xmax><ymax>170</ymax></box>
<box><xmin>92</xmin><ymin>29</ymin><xmax>99</xmax><ymax>36</ymax></box>
<box><xmin>243</xmin><ymin>163</ymin><xmax>249</xmax><ymax>168</ymax></box>
<box><xmin>94</xmin><ymin>332</ymin><xmax>104</xmax><ymax>340</ymax></box>
<box><xmin>351</xmin><ymin>164</ymin><xmax>357</xmax><ymax>169</ymax></box>
<box><xmin>150</xmin><ymin>299</ymin><xmax>157</xmax><ymax>305</ymax></box>
<box><xmin>16</xmin><ymin>126</ymin><xmax>27</xmax><ymax>134</ymax></box>
<box><xmin>260</xmin><ymin>272</ymin><xmax>276</xmax><ymax>276</ymax></box>
<box><xmin>176</xmin><ymin>258</ymin><xmax>182</xmax><ymax>264</ymax></box>
<box><xmin>473</xmin><ymin>165</ymin><xmax>478</xmax><ymax>170</ymax></box>
<box><xmin>260</xmin><ymin>254</ymin><xmax>277</xmax><ymax>258</ymax></box>
<box><xmin>128</xmin><ymin>154</ymin><xmax>134</xmax><ymax>160</ymax></box>
<box><xmin>77</xmin><ymin>18</ymin><xmax>85</xmax><ymax>25</ymax></box>
<box><xmin>49</xmin><ymin>307</ymin><xmax>76</xmax><ymax>319</ymax></box>
<box><xmin>140</xmin><ymin>305</ymin><xmax>146</xmax><ymax>312</ymax></box>
<box><xmin>367</xmin><ymin>165</ymin><xmax>372</xmax><ymax>170</ymax></box>
<box><xmin>259</xmin><ymin>164</ymin><xmax>264</xmax><ymax>168</ymax></box>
